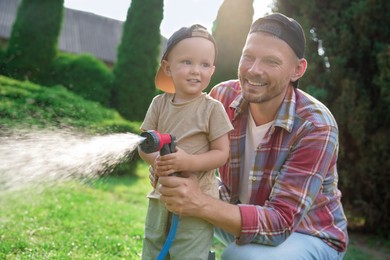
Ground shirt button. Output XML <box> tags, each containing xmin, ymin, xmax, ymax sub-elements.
<box><xmin>252</xmin><ymin>177</ymin><xmax>256</xmax><ymax>182</ymax></box>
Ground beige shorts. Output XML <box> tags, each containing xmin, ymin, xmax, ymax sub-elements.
<box><xmin>141</xmin><ymin>198</ymin><xmax>213</xmax><ymax>260</ymax></box>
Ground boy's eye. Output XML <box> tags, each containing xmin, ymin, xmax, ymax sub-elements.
<box><xmin>183</xmin><ymin>60</ymin><xmax>192</xmax><ymax>65</ymax></box>
<box><xmin>201</xmin><ymin>62</ymin><xmax>212</xmax><ymax>68</ymax></box>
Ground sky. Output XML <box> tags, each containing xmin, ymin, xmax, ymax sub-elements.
<box><xmin>64</xmin><ymin>0</ymin><xmax>274</xmax><ymax>38</ymax></box>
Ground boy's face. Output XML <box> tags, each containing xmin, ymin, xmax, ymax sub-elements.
<box><xmin>161</xmin><ymin>37</ymin><xmax>216</xmax><ymax>100</ymax></box>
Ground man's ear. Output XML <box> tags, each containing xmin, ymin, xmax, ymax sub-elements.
<box><xmin>291</xmin><ymin>58</ymin><xmax>307</xmax><ymax>83</ymax></box>
<box><xmin>161</xmin><ymin>60</ymin><xmax>171</xmax><ymax>76</ymax></box>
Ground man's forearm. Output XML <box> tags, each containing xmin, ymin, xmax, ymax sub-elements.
<box><xmin>196</xmin><ymin>194</ymin><xmax>242</xmax><ymax>237</ymax></box>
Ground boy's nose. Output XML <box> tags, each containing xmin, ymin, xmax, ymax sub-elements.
<box><xmin>190</xmin><ymin>65</ymin><xmax>200</xmax><ymax>74</ymax></box>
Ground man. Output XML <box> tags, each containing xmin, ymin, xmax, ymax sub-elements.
<box><xmin>157</xmin><ymin>13</ymin><xmax>348</xmax><ymax>259</ymax></box>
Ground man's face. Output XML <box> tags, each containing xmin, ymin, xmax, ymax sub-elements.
<box><xmin>238</xmin><ymin>32</ymin><xmax>300</xmax><ymax>104</ymax></box>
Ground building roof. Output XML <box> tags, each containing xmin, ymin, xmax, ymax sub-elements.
<box><xmin>0</xmin><ymin>0</ymin><xmax>166</xmax><ymax>64</ymax></box>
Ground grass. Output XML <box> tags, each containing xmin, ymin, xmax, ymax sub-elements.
<box><xmin>1</xmin><ymin>162</ymin><xmax>389</xmax><ymax>259</ymax></box>
<box><xmin>0</xmin><ymin>166</ymin><xmax>147</xmax><ymax>259</ymax></box>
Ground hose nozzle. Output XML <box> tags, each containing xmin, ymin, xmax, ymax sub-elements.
<box><xmin>139</xmin><ymin>130</ymin><xmax>176</xmax><ymax>155</ymax></box>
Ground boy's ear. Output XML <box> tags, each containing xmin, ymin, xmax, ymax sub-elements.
<box><xmin>161</xmin><ymin>60</ymin><xmax>171</xmax><ymax>76</ymax></box>
<box><xmin>210</xmin><ymin>65</ymin><xmax>216</xmax><ymax>76</ymax></box>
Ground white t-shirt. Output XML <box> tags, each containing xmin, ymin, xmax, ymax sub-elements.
<box><xmin>239</xmin><ymin>110</ymin><xmax>274</xmax><ymax>204</ymax></box>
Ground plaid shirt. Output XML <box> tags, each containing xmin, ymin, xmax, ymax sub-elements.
<box><xmin>209</xmin><ymin>80</ymin><xmax>348</xmax><ymax>252</ymax></box>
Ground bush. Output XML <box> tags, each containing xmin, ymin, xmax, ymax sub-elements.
<box><xmin>0</xmin><ymin>45</ymin><xmax>5</xmax><ymax>75</ymax></box>
<box><xmin>43</xmin><ymin>53</ymin><xmax>113</xmax><ymax>107</ymax></box>
<box><xmin>0</xmin><ymin>75</ymin><xmax>138</xmax><ymax>134</ymax></box>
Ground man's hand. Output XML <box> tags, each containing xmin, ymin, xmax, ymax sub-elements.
<box><xmin>158</xmin><ymin>174</ymin><xmax>242</xmax><ymax>236</ymax></box>
<box><xmin>158</xmin><ymin>174</ymin><xmax>205</xmax><ymax>217</ymax></box>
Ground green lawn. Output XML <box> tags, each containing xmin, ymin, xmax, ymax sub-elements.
<box><xmin>0</xmin><ymin>162</ymin><xmax>388</xmax><ymax>259</ymax></box>
<box><xmin>0</xmin><ymin>164</ymin><xmax>148</xmax><ymax>259</ymax></box>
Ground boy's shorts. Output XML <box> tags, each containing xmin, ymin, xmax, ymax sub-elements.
<box><xmin>142</xmin><ymin>198</ymin><xmax>213</xmax><ymax>260</ymax></box>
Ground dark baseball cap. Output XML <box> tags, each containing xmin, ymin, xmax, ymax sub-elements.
<box><xmin>250</xmin><ymin>13</ymin><xmax>306</xmax><ymax>87</ymax></box>
<box><xmin>155</xmin><ymin>24</ymin><xmax>217</xmax><ymax>93</ymax></box>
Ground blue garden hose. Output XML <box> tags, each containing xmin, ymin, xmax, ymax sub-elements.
<box><xmin>138</xmin><ymin>131</ymin><xmax>180</xmax><ymax>259</ymax></box>
<box><xmin>156</xmin><ymin>213</ymin><xmax>179</xmax><ymax>260</ymax></box>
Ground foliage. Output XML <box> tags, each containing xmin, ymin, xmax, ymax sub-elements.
<box><xmin>0</xmin><ymin>45</ymin><xmax>3</xmax><ymax>73</ymax></box>
<box><xmin>0</xmin><ymin>75</ymin><xmax>140</xmax><ymax>134</ymax></box>
<box><xmin>1</xmin><ymin>0</ymin><xmax>64</xmax><ymax>82</ymax></box>
<box><xmin>111</xmin><ymin>0</ymin><xmax>163</xmax><ymax>121</ymax></box>
<box><xmin>274</xmin><ymin>0</ymin><xmax>390</xmax><ymax>235</ymax></box>
<box><xmin>42</xmin><ymin>53</ymin><xmax>113</xmax><ymax>106</ymax></box>
<box><xmin>210</xmin><ymin>0</ymin><xmax>254</xmax><ymax>90</ymax></box>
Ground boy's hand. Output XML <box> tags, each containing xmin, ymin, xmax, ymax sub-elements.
<box><xmin>155</xmin><ymin>147</ymin><xmax>191</xmax><ymax>176</ymax></box>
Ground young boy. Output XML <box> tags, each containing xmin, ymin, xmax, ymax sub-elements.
<box><xmin>138</xmin><ymin>24</ymin><xmax>233</xmax><ymax>259</ymax></box>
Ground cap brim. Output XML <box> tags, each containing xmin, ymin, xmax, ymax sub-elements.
<box><xmin>155</xmin><ymin>66</ymin><xmax>175</xmax><ymax>93</ymax></box>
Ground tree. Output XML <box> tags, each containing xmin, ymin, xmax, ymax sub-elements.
<box><xmin>209</xmin><ymin>0</ymin><xmax>254</xmax><ymax>90</ymax></box>
<box><xmin>2</xmin><ymin>0</ymin><xmax>64</xmax><ymax>82</ymax></box>
<box><xmin>111</xmin><ymin>0</ymin><xmax>163</xmax><ymax>121</ymax></box>
<box><xmin>275</xmin><ymin>0</ymin><xmax>390</xmax><ymax>235</ymax></box>
<box><xmin>0</xmin><ymin>43</ymin><xmax>3</xmax><ymax>58</ymax></box>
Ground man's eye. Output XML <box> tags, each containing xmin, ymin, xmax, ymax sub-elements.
<box><xmin>265</xmin><ymin>59</ymin><xmax>279</xmax><ymax>66</ymax></box>
<box><xmin>243</xmin><ymin>54</ymin><xmax>255</xmax><ymax>62</ymax></box>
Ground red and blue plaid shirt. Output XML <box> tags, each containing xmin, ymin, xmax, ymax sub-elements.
<box><xmin>209</xmin><ymin>80</ymin><xmax>348</xmax><ymax>252</ymax></box>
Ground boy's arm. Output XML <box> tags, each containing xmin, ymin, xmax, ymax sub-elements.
<box><xmin>189</xmin><ymin>133</ymin><xmax>230</xmax><ymax>171</ymax></box>
<box><xmin>155</xmin><ymin>133</ymin><xmax>230</xmax><ymax>175</ymax></box>
<box><xmin>137</xmin><ymin>146</ymin><xmax>159</xmax><ymax>167</ymax></box>
<box><xmin>138</xmin><ymin>147</ymin><xmax>160</xmax><ymax>187</ymax></box>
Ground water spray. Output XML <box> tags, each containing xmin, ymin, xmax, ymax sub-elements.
<box><xmin>0</xmin><ymin>128</ymin><xmax>145</xmax><ymax>193</ymax></box>
<box><xmin>138</xmin><ymin>130</ymin><xmax>179</xmax><ymax>260</ymax></box>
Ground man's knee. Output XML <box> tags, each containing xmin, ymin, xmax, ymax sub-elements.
<box><xmin>221</xmin><ymin>243</ymin><xmax>260</xmax><ymax>260</ymax></box>
<box><xmin>220</xmin><ymin>233</ymin><xmax>343</xmax><ymax>260</ymax></box>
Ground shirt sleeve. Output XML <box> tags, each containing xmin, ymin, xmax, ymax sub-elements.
<box><xmin>140</xmin><ymin>95</ymin><xmax>161</xmax><ymax>131</ymax></box>
<box><xmin>208</xmin><ymin>100</ymin><xmax>234</xmax><ymax>141</ymax></box>
<box><xmin>236</xmin><ymin>124</ymin><xmax>339</xmax><ymax>246</ymax></box>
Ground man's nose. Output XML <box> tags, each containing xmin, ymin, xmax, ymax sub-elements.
<box><xmin>248</xmin><ymin>59</ymin><xmax>264</xmax><ymax>75</ymax></box>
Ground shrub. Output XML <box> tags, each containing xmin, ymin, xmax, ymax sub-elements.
<box><xmin>0</xmin><ymin>75</ymin><xmax>138</xmax><ymax>134</ymax></box>
<box><xmin>43</xmin><ymin>53</ymin><xmax>113</xmax><ymax>107</ymax></box>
